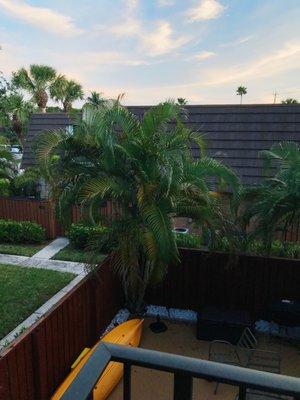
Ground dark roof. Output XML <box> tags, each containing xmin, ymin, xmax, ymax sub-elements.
<box><xmin>21</xmin><ymin>113</ymin><xmax>72</xmax><ymax>169</ymax></box>
<box><xmin>128</xmin><ymin>104</ymin><xmax>300</xmax><ymax>186</ymax></box>
<box><xmin>22</xmin><ymin>105</ymin><xmax>300</xmax><ymax>185</ymax></box>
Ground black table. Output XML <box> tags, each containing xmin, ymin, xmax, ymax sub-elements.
<box><xmin>197</xmin><ymin>307</ymin><xmax>252</xmax><ymax>344</ymax></box>
<box><xmin>268</xmin><ymin>299</ymin><xmax>300</xmax><ymax>327</ymax></box>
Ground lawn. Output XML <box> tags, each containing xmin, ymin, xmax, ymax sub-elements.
<box><xmin>52</xmin><ymin>244</ymin><xmax>106</xmax><ymax>263</ymax></box>
<box><xmin>0</xmin><ymin>263</ymin><xmax>75</xmax><ymax>339</ymax></box>
<box><xmin>0</xmin><ymin>242</ymin><xmax>47</xmax><ymax>257</ymax></box>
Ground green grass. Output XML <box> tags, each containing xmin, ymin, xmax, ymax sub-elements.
<box><xmin>0</xmin><ymin>242</ymin><xmax>47</xmax><ymax>257</ymax></box>
<box><xmin>0</xmin><ymin>263</ymin><xmax>75</xmax><ymax>339</ymax></box>
<box><xmin>52</xmin><ymin>244</ymin><xmax>106</xmax><ymax>263</ymax></box>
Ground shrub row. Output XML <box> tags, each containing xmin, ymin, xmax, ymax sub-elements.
<box><xmin>68</xmin><ymin>223</ymin><xmax>113</xmax><ymax>253</ymax></box>
<box><xmin>0</xmin><ymin>219</ymin><xmax>46</xmax><ymax>243</ymax></box>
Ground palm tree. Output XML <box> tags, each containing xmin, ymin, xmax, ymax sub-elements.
<box><xmin>86</xmin><ymin>91</ymin><xmax>106</xmax><ymax>107</ymax></box>
<box><xmin>3</xmin><ymin>94</ymin><xmax>34</xmax><ymax>147</ymax></box>
<box><xmin>281</xmin><ymin>98</ymin><xmax>298</xmax><ymax>104</ymax></box>
<box><xmin>243</xmin><ymin>142</ymin><xmax>300</xmax><ymax>253</ymax></box>
<box><xmin>36</xmin><ymin>101</ymin><xmax>239</xmax><ymax>312</ymax></box>
<box><xmin>236</xmin><ymin>86</ymin><xmax>247</xmax><ymax>104</ymax></box>
<box><xmin>177</xmin><ymin>98</ymin><xmax>187</xmax><ymax>105</ymax></box>
<box><xmin>12</xmin><ymin>64</ymin><xmax>57</xmax><ymax>112</ymax></box>
<box><xmin>50</xmin><ymin>76</ymin><xmax>84</xmax><ymax>112</ymax></box>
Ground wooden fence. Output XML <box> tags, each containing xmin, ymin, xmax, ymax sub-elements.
<box><xmin>146</xmin><ymin>248</ymin><xmax>300</xmax><ymax>319</ymax></box>
<box><xmin>0</xmin><ymin>260</ymin><xmax>122</xmax><ymax>400</ymax></box>
<box><xmin>0</xmin><ymin>197</ymin><xmax>60</xmax><ymax>239</ymax></box>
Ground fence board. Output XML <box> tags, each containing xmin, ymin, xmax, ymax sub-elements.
<box><xmin>0</xmin><ymin>261</ymin><xmax>122</xmax><ymax>400</ymax></box>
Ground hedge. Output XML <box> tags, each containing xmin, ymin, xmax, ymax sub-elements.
<box><xmin>0</xmin><ymin>219</ymin><xmax>46</xmax><ymax>243</ymax></box>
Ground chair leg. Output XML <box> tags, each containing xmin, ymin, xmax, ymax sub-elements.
<box><xmin>214</xmin><ymin>382</ymin><xmax>220</xmax><ymax>394</ymax></box>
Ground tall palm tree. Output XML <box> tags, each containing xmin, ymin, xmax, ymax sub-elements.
<box><xmin>12</xmin><ymin>64</ymin><xmax>57</xmax><ymax>112</ymax></box>
<box><xmin>243</xmin><ymin>142</ymin><xmax>300</xmax><ymax>252</ymax></box>
<box><xmin>236</xmin><ymin>86</ymin><xmax>247</xmax><ymax>104</ymax></box>
<box><xmin>50</xmin><ymin>76</ymin><xmax>84</xmax><ymax>112</ymax></box>
<box><xmin>86</xmin><ymin>91</ymin><xmax>106</xmax><ymax>107</ymax></box>
<box><xmin>177</xmin><ymin>98</ymin><xmax>187</xmax><ymax>105</ymax></box>
<box><xmin>3</xmin><ymin>94</ymin><xmax>34</xmax><ymax>147</ymax></box>
<box><xmin>36</xmin><ymin>101</ymin><xmax>239</xmax><ymax>312</ymax></box>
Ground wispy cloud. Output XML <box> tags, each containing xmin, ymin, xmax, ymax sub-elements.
<box><xmin>0</xmin><ymin>0</ymin><xmax>83</xmax><ymax>37</ymax></box>
<box><xmin>82</xmin><ymin>51</ymin><xmax>147</xmax><ymax>67</ymax></box>
<box><xmin>141</xmin><ymin>21</ymin><xmax>191</xmax><ymax>56</ymax></box>
<box><xmin>194</xmin><ymin>50</ymin><xmax>216</xmax><ymax>60</ymax></box>
<box><xmin>157</xmin><ymin>0</ymin><xmax>175</xmax><ymax>6</ymax></box>
<box><xmin>220</xmin><ymin>35</ymin><xmax>254</xmax><ymax>48</ymax></box>
<box><xmin>204</xmin><ymin>41</ymin><xmax>300</xmax><ymax>85</ymax></box>
<box><xmin>187</xmin><ymin>0</ymin><xmax>225</xmax><ymax>21</ymax></box>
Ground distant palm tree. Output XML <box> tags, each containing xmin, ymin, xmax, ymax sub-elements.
<box><xmin>4</xmin><ymin>93</ymin><xmax>34</xmax><ymax>147</ymax></box>
<box><xmin>236</xmin><ymin>86</ymin><xmax>247</xmax><ymax>104</ymax></box>
<box><xmin>12</xmin><ymin>64</ymin><xmax>57</xmax><ymax>112</ymax></box>
<box><xmin>281</xmin><ymin>98</ymin><xmax>298</xmax><ymax>104</ymax></box>
<box><xmin>177</xmin><ymin>98</ymin><xmax>187</xmax><ymax>105</ymax></box>
<box><xmin>50</xmin><ymin>76</ymin><xmax>84</xmax><ymax>112</ymax></box>
<box><xmin>86</xmin><ymin>91</ymin><xmax>106</xmax><ymax>107</ymax></box>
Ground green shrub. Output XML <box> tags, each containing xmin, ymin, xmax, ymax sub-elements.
<box><xmin>175</xmin><ymin>232</ymin><xmax>202</xmax><ymax>249</ymax></box>
<box><xmin>0</xmin><ymin>219</ymin><xmax>45</xmax><ymax>243</ymax></box>
<box><xmin>0</xmin><ymin>179</ymin><xmax>11</xmax><ymax>196</ymax></box>
<box><xmin>68</xmin><ymin>223</ymin><xmax>112</xmax><ymax>252</ymax></box>
<box><xmin>11</xmin><ymin>168</ymin><xmax>39</xmax><ymax>197</ymax></box>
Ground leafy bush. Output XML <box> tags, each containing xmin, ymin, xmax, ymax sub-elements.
<box><xmin>11</xmin><ymin>168</ymin><xmax>39</xmax><ymax>197</ymax></box>
<box><xmin>0</xmin><ymin>178</ymin><xmax>10</xmax><ymax>196</ymax></box>
<box><xmin>175</xmin><ymin>232</ymin><xmax>202</xmax><ymax>249</ymax></box>
<box><xmin>68</xmin><ymin>223</ymin><xmax>112</xmax><ymax>252</ymax></box>
<box><xmin>0</xmin><ymin>219</ymin><xmax>45</xmax><ymax>243</ymax></box>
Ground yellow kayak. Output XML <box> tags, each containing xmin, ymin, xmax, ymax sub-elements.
<box><xmin>52</xmin><ymin>319</ymin><xmax>144</xmax><ymax>400</ymax></box>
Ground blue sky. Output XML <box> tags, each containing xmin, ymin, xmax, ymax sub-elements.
<box><xmin>0</xmin><ymin>0</ymin><xmax>300</xmax><ymax>105</ymax></box>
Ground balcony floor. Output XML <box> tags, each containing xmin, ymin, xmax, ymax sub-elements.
<box><xmin>109</xmin><ymin>318</ymin><xmax>300</xmax><ymax>400</ymax></box>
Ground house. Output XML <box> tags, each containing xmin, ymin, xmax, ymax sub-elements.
<box><xmin>22</xmin><ymin>104</ymin><xmax>300</xmax><ymax>186</ymax></box>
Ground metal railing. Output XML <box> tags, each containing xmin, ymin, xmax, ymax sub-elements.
<box><xmin>60</xmin><ymin>342</ymin><xmax>300</xmax><ymax>400</ymax></box>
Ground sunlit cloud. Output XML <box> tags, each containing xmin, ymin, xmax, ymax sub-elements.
<box><xmin>187</xmin><ymin>0</ymin><xmax>225</xmax><ymax>21</ymax></box>
<box><xmin>194</xmin><ymin>50</ymin><xmax>216</xmax><ymax>60</ymax></box>
<box><xmin>0</xmin><ymin>0</ymin><xmax>83</xmax><ymax>37</ymax></box>
<box><xmin>220</xmin><ymin>35</ymin><xmax>254</xmax><ymax>48</ymax></box>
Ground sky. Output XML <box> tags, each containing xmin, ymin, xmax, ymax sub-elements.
<box><xmin>0</xmin><ymin>0</ymin><xmax>300</xmax><ymax>106</ymax></box>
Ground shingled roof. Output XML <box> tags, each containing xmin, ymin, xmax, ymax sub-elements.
<box><xmin>21</xmin><ymin>113</ymin><xmax>72</xmax><ymax>169</ymax></box>
<box><xmin>22</xmin><ymin>105</ymin><xmax>300</xmax><ymax>185</ymax></box>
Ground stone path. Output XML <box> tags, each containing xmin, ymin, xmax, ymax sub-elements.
<box><xmin>0</xmin><ymin>237</ymin><xmax>85</xmax><ymax>275</ymax></box>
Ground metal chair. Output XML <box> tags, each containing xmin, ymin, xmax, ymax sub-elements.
<box><xmin>209</xmin><ymin>328</ymin><xmax>281</xmax><ymax>394</ymax></box>
<box><xmin>235</xmin><ymin>389</ymin><xmax>293</xmax><ymax>399</ymax></box>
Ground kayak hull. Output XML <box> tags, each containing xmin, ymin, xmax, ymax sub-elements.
<box><xmin>52</xmin><ymin>319</ymin><xmax>144</xmax><ymax>400</ymax></box>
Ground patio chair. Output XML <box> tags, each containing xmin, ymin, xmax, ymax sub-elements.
<box><xmin>209</xmin><ymin>328</ymin><xmax>281</xmax><ymax>394</ymax></box>
<box><xmin>235</xmin><ymin>389</ymin><xmax>293</xmax><ymax>399</ymax></box>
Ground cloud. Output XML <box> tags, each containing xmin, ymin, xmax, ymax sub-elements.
<box><xmin>187</xmin><ymin>0</ymin><xmax>225</xmax><ymax>21</ymax></box>
<box><xmin>141</xmin><ymin>21</ymin><xmax>191</xmax><ymax>56</ymax></box>
<box><xmin>157</xmin><ymin>0</ymin><xmax>175</xmax><ymax>6</ymax></box>
<box><xmin>110</xmin><ymin>18</ymin><xmax>141</xmax><ymax>37</ymax></box>
<box><xmin>204</xmin><ymin>41</ymin><xmax>300</xmax><ymax>85</ymax></box>
<box><xmin>82</xmin><ymin>51</ymin><xmax>147</xmax><ymax>67</ymax></box>
<box><xmin>220</xmin><ymin>35</ymin><xmax>254</xmax><ymax>48</ymax></box>
<box><xmin>194</xmin><ymin>50</ymin><xmax>216</xmax><ymax>60</ymax></box>
<box><xmin>0</xmin><ymin>0</ymin><xmax>83</xmax><ymax>37</ymax></box>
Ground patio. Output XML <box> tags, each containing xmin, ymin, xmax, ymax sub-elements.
<box><xmin>108</xmin><ymin>318</ymin><xmax>300</xmax><ymax>400</ymax></box>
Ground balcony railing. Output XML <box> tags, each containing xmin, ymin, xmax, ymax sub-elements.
<box><xmin>60</xmin><ymin>342</ymin><xmax>300</xmax><ymax>400</ymax></box>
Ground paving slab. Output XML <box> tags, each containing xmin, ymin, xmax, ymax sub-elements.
<box><xmin>32</xmin><ymin>237</ymin><xmax>69</xmax><ymax>259</ymax></box>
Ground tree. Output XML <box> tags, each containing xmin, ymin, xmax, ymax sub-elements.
<box><xmin>86</xmin><ymin>91</ymin><xmax>106</xmax><ymax>107</ymax></box>
<box><xmin>12</xmin><ymin>64</ymin><xmax>56</xmax><ymax>112</ymax></box>
<box><xmin>236</xmin><ymin>86</ymin><xmax>247</xmax><ymax>104</ymax></box>
<box><xmin>50</xmin><ymin>76</ymin><xmax>84</xmax><ymax>112</ymax></box>
<box><xmin>36</xmin><ymin>101</ymin><xmax>239</xmax><ymax>313</ymax></box>
<box><xmin>0</xmin><ymin>135</ymin><xmax>17</xmax><ymax>179</ymax></box>
<box><xmin>2</xmin><ymin>94</ymin><xmax>34</xmax><ymax>147</ymax></box>
<box><xmin>177</xmin><ymin>98</ymin><xmax>187</xmax><ymax>105</ymax></box>
<box><xmin>281</xmin><ymin>98</ymin><xmax>298</xmax><ymax>104</ymax></box>
<box><xmin>243</xmin><ymin>142</ymin><xmax>300</xmax><ymax>253</ymax></box>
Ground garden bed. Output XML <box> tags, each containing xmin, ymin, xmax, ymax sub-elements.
<box><xmin>0</xmin><ymin>263</ymin><xmax>75</xmax><ymax>339</ymax></box>
<box><xmin>52</xmin><ymin>244</ymin><xmax>106</xmax><ymax>263</ymax></box>
<box><xmin>0</xmin><ymin>242</ymin><xmax>47</xmax><ymax>257</ymax></box>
